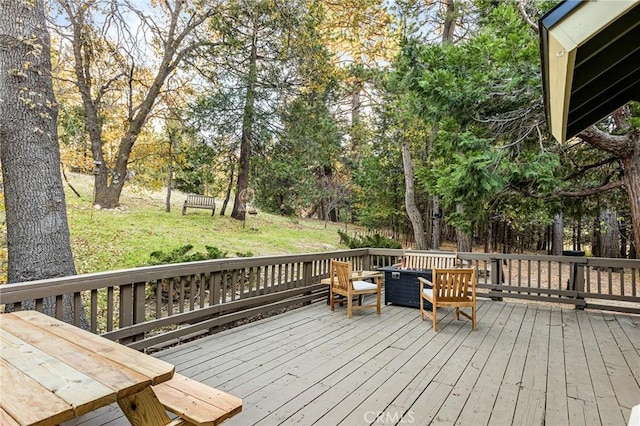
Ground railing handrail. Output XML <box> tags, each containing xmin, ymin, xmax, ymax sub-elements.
<box><xmin>0</xmin><ymin>249</ymin><xmax>368</xmax><ymax>304</ymax></box>
<box><xmin>2</xmin><ymin>249</ymin><xmax>638</xmax><ymax>303</ymax></box>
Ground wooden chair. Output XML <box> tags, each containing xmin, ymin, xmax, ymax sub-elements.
<box><xmin>418</xmin><ymin>268</ymin><xmax>476</xmax><ymax>331</ymax></box>
<box><xmin>330</xmin><ymin>260</ymin><xmax>381</xmax><ymax>319</ymax></box>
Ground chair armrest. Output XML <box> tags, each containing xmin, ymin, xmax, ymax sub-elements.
<box><xmin>418</xmin><ymin>277</ymin><xmax>432</xmax><ymax>289</ymax></box>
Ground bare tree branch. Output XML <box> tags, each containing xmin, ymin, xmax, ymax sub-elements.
<box><xmin>518</xmin><ymin>0</ymin><xmax>539</xmax><ymax>34</ymax></box>
<box><xmin>579</xmin><ymin>125</ymin><xmax>635</xmax><ymax>158</ymax></box>
<box><xmin>557</xmin><ymin>180</ymin><xmax>624</xmax><ymax>197</ymax></box>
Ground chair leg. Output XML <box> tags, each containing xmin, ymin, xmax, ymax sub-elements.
<box><xmin>330</xmin><ymin>291</ymin><xmax>335</xmax><ymax>311</ymax></box>
<box><xmin>347</xmin><ymin>293</ymin><xmax>353</xmax><ymax>319</ymax></box>
<box><xmin>472</xmin><ymin>306</ymin><xmax>476</xmax><ymax>331</ymax></box>
<box><xmin>432</xmin><ymin>306</ymin><xmax>437</xmax><ymax>331</ymax></box>
<box><xmin>376</xmin><ymin>291</ymin><xmax>381</xmax><ymax>315</ymax></box>
<box><xmin>420</xmin><ymin>296</ymin><xmax>424</xmax><ymax>320</ymax></box>
<box><xmin>456</xmin><ymin>307</ymin><xmax>460</xmax><ymax>320</ymax></box>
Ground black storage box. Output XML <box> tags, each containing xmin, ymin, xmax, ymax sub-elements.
<box><xmin>379</xmin><ymin>266</ymin><xmax>432</xmax><ymax>309</ymax></box>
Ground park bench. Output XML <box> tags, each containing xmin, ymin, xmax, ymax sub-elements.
<box><xmin>153</xmin><ymin>373</ymin><xmax>242</xmax><ymax>425</ymax></box>
<box><xmin>395</xmin><ymin>250</ymin><xmax>458</xmax><ymax>269</ymax></box>
<box><xmin>182</xmin><ymin>194</ymin><xmax>216</xmax><ymax>216</ymax></box>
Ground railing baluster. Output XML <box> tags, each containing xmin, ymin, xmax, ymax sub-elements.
<box><xmin>55</xmin><ymin>295</ymin><xmax>63</xmax><ymax>319</ymax></box>
<box><xmin>155</xmin><ymin>279</ymin><xmax>162</xmax><ymax>319</ymax></box>
<box><xmin>90</xmin><ymin>289</ymin><xmax>98</xmax><ymax>333</ymax></box>
<box><xmin>199</xmin><ymin>273</ymin><xmax>206</xmax><ymax>309</ymax></box>
<box><xmin>73</xmin><ymin>292</ymin><xmax>82</xmax><ymax>327</ymax></box>
<box><xmin>107</xmin><ymin>287</ymin><xmax>114</xmax><ymax>332</ymax></box>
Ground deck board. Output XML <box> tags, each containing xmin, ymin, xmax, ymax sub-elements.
<box><xmin>455</xmin><ymin>303</ymin><xmax>521</xmax><ymax>426</ymax></box>
<box><xmin>563</xmin><ymin>309</ymin><xmax>602</xmax><ymax>425</ymax></box>
<box><xmin>512</xmin><ymin>306</ymin><xmax>550</xmax><ymax>426</ymax></box>
<box><xmin>64</xmin><ymin>299</ymin><xmax>640</xmax><ymax>426</ymax></box>
<box><xmin>544</xmin><ymin>307</ymin><xmax>570</xmax><ymax>426</ymax></box>
<box><xmin>579</xmin><ymin>311</ymin><xmax>627</xmax><ymax>426</ymax></box>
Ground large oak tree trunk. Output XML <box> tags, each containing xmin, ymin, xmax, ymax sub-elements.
<box><xmin>0</xmin><ymin>0</ymin><xmax>81</xmax><ymax>324</ymax></box>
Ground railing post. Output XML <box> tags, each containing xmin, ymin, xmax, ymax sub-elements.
<box><xmin>119</xmin><ymin>284</ymin><xmax>133</xmax><ymax>343</ymax></box>
<box><xmin>574</xmin><ymin>263</ymin><xmax>585</xmax><ymax>310</ymax></box>
<box><xmin>490</xmin><ymin>258</ymin><xmax>503</xmax><ymax>301</ymax></box>
<box><xmin>302</xmin><ymin>261</ymin><xmax>314</xmax><ymax>306</ymax></box>
<box><xmin>303</xmin><ymin>261</ymin><xmax>313</xmax><ymax>286</ymax></box>
<box><xmin>133</xmin><ymin>282</ymin><xmax>146</xmax><ymax>340</ymax></box>
<box><xmin>363</xmin><ymin>251</ymin><xmax>371</xmax><ymax>271</ymax></box>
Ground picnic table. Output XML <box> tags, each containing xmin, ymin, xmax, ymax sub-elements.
<box><xmin>0</xmin><ymin>310</ymin><xmax>242</xmax><ymax>426</ymax></box>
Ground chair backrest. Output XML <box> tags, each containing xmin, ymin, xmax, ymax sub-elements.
<box><xmin>330</xmin><ymin>260</ymin><xmax>352</xmax><ymax>292</ymax></box>
<box><xmin>431</xmin><ymin>268</ymin><xmax>476</xmax><ymax>298</ymax></box>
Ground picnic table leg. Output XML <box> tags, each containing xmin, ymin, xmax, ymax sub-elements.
<box><xmin>118</xmin><ymin>386</ymin><xmax>171</xmax><ymax>426</ymax></box>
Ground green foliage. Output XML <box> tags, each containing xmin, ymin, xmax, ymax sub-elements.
<box><xmin>254</xmin><ymin>87</ymin><xmax>344</xmax><ymax>216</ymax></box>
<box><xmin>147</xmin><ymin>245</ymin><xmax>228</xmax><ymax>265</ymax></box>
<box><xmin>390</xmin><ymin>1</ymin><xmax>573</xmax><ymax>238</ymax></box>
<box><xmin>627</xmin><ymin>101</ymin><xmax>640</xmax><ymax>130</ymax></box>
<box><xmin>338</xmin><ymin>230</ymin><xmax>402</xmax><ymax>249</ymax></box>
<box><xmin>173</xmin><ymin>140</ymin><xmax>220</xmax><ymax>196</ymax></box>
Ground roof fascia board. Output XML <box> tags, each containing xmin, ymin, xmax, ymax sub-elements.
<box><xmin>540</xmin><ymin>0</ymin><xmax>638</xmax><ymax>142</ymax></box>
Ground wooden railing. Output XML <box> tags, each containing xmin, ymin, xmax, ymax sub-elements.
<box><xmin>1</xmin><ymin>249</ymin><xmax>638</xmax><ymax>351</ymax></box>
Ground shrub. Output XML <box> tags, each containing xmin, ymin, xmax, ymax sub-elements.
<box><xmin>337</xmin><ymin>230</ymin><xmax>402</xmax><ymax>249</ymax></box>
<box><xmin>147</xmin><ymin>244</ymin><xmax>228</xmax><ymax>265</ymax></box>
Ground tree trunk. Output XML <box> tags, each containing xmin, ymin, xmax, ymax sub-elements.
<box><xmin>576</xmin><ymin>213</ymin><xmax>582</xmax><ymax>251</ymax></box>
<box><xmin>552</xmin><ymin>213</ymin><xmax>563</xmax><ymax>255</ymax></box>
<box><xmin>0</xmin><ymin>0</ymin><xmax>81</xmax><ymax>324</ymax></box>
<box><xmin>351</xmin><ymin>82</ymin><xmax>362</xmax><ymax>152</ymax></box>
<box><xmin>455</xmin><ymin>203</ymin><xmax>472</xmax><ymax>252</ymax></box>
<box><xmin>442</xmin><ymin>0</ymin><xmax>456</xmax><ymax>44</ymax></box>
<box><xmin>621</xmin><ymin>141</ymin><xmax>640</xmax><ymax>256</ymax></box>
<box><xmin>578</xmin><ymin>126</ymin><xmax>640</xmax><ymax>256</ymax></box>
<box><xmin>165</xmin><ymin>163</ymin><xmax>173</xmax><ymax>213</ymax></box>
<box><xmin>401</xmin><ymin>140</ymin><xmax>427</xmax><ymax>249</ymax></box>
<box><xmin>502</xmin><ymin>222</ymin><xmax>510</xmax><ymax>254</ymax></box>
<box><xmin>220</xmin><ymin>161</ymin><xmax>235</xmax><ymax>216</ymax></box>
<box><xmin>165</xmin><ymin>131</ymin><xmax>175</xmax><ymax>213</ymax></box>
<box><xmin>619</xmin><ymin>217</ymin><xmax>629</xmax><ymax>258</ymax></box>
<box><xmin>592</xmin><ymin>216</ymin><xmax>601</xmax><ymax>257</ymax></box>
<box><xmin>432</xmin><ymin>196</ymin><xmax>441</xmax><ymax>249</ymax></box>
<box><xmin>231</xmin><ymin>25</ymin><xmax>258</xmax><ymax>221</ymax></box>
<box><xmin>430</xmin><ymin>0</ymin><xmax>455</xmax><ymax>250</ymax></box>
<box><xmin>598</xmin><ymin>208</ymin><xmax>620</xmax><ymax>258</ymax></box>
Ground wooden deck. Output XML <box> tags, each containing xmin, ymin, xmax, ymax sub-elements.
<box><xmin>66</xmin><ymin>298</ymin><xmax>640</xmax><ymax>426</ymax></box>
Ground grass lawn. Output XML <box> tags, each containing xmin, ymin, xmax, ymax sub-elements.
<box><xmin>61</xmin><ymin>173</ymin><xmax>356</xmax><ymax>275</ymax></box>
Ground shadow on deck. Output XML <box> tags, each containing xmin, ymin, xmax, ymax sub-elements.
<box><xmin>65</xmin><ymin>298</ymin><xmax>640</xmax><ymax>426</ymax></box>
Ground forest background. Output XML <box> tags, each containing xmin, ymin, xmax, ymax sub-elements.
<box><xmin>1</xmin><ymin>0</ymin><xmax>638</xmax><ymax>286</ymax></box>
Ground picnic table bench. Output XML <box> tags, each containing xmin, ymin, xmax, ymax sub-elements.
<box><xmin>154</xmin><ymin>373</ymin><xmax>242</xmax><ymax>425</ymax></box>
<box><xmin>183</xmin><ymin>194</ymin><xmax>216</xmax><ymax>216</ymax></box>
